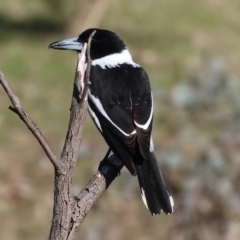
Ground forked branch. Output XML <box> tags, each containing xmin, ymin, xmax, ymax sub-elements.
<box><xmin>0</xmin><ymin>32</ymin><xmax>123</xmax><ymax>240</ymax></box>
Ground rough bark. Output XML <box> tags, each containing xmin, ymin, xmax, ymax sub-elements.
<box><xmin>0</xmin><ymin>32</ymin><xmax>123</xmax><ymax>240</ymax></box>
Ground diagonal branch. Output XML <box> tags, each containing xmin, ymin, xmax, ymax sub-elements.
<box><xmin>0</xmin><ymin>71</ymin><xmax>61</xmax><ymax>172</ymax></box>
<box><xmin>0</xmin><ymin>31</ymin><xmax>124</xmax><ymax>240</ymax></box>
<box><xmin>67</xmin><ymin>155</ymin><xmax>124</xmax><ymax>239</ymax></box>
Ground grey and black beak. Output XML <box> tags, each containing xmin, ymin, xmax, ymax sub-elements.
<box><xmin>49</xmin><ymin>37</ymin><xmax>83</xmax><ymax>51</ymax></box>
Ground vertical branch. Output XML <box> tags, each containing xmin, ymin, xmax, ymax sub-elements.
<box><xmin>49</xmin><ymin>50</ymin><xmax>87</xmax><ymax>240</ymax></box>
<box><xmin>0</xmin><ymin>30</ymin><xmax>124</xmax><ymax>240</ymax></box>
<box><xmin>49</xmin><ymin>32</ymin><xmax>96</xmax><ymax>240</ymax></box>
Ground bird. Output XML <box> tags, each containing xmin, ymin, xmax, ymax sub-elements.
<box><xmin>49</xmin><ymin>28</ymin><xmax>174</xmax><ymax>215</ymax></box>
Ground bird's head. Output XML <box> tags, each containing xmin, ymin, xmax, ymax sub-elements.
<box><xmin>49</xmin><ymin>28</ymin><xmax>126</xmax><ymax>60</ymax></box>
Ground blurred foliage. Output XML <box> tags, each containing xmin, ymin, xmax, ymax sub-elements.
<box><xmin>1</xmin><ymin>0</ymin><xmax>240</xmax><ymax>240</ymax></box>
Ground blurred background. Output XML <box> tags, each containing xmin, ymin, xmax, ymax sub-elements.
<box><xmin>1</xmin><ymin>0</ymin><xmax>240</xmax><ymax>239</ymax></box>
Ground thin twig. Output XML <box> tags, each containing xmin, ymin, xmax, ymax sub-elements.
<box><xmin>0</xmin><ymin>30</ymin><xmax>124</xmax><ymax>240</ymax></box>
<box><xmin>0</xmin><ymin>71</ymin><xmax>61</xmax><ymax>172</ymax></box>
<box><xmin>75</xmin><ymin>44</ymin><xmax>87</xmax><ymax>95</ymax></box>
<box><xmin>80</xmin><ymin>30</ymin><xmax>96</xmax><ymax>106</ymax></box>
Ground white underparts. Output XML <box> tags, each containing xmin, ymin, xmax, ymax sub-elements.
<box><xmin>92</xmin><ymin>49</ymin><xmax>140</xmax><ymax>69</ymax></box>
<box><xmin>88</xmin><ymin>105</ymin><xmax>102</xmax><ymax>132</ymax></box>
<box><xmin>88</xmin><ymin>90</ymin><xmax>136</xmax><ymax>136</ymax></box>
<box><xmin>134</xmin><ymin>93</ymin><xmax>153</xmax><ymax>130</ymax></box>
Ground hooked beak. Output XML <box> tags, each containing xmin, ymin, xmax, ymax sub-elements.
<box><xmin>48</xmin><ymin>37</ymin><xmax>83</xmax><ymax>51</ymax></box>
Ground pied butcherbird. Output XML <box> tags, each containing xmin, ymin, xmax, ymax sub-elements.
<box><xmin>49</xmin><ymin>28</ymin><xmax>174</xmax><ymax>215</ymax></box>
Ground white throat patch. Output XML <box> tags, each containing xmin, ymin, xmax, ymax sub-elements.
<box><xmin>91</xmin><ymin>49</ymin><xmax>140</xmax><ymax>69</ymax></box>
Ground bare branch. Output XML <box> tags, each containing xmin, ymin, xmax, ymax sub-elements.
<box><xmin>80</xmin><ymin>30</ymin><xmax>96</xmax><ymax>107</ymax></box>
<box><xmin>75</xmin><ymin>44</ymin><xmax>87</xmax><ymax>95</ymax></box>
<box><xmin>49</xmin><ymin>31</ymin><xmax>97</xmax><ymax>240</ymax></box>
<box><xmin>49</xmin><ymin>48</ymin><xmax>88</xmax><ymax>240</ymax></box>
<box><xmin>0</xmin><ymin>30</ymin><xmax>124</xmax><ymax>240</ymax></box>
<box><xmin>67</xmin><ymin>155</ymin><xmax>124</xmax><ymax>239</ymax></box>
<box><xmin>0</xmin><ymin>71</ymin><xmax>61</xmax><ymax>172</ymax></box>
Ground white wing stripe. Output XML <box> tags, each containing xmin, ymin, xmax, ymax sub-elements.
<box><xmin>134</xmin><ymin>93</ymin><xmax>153</xmax><ymax>130</ymax></box>
<box><xmin>88</xmin><ymin>105</ymin><xmax>102</xmax><ymax>132</ymax></box>
<box><xmin>88</xmin><ymin>90</ymin><xmax>136</xmax><ymax>137</ymax></box>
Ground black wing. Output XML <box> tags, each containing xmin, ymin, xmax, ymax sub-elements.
<box><xmin>88</xmin><ymin>64</ymin><xmax>153</xmax><ymax>174</ymax></box>
<box><xmin>88</xmin><ymin>64</ymin><xmax>174</xmax><ymax>215</ymax></box>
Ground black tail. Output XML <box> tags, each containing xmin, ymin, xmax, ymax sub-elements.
<box><xmin>135</xmin><ymin>152</ymin><xmax>174</xmax><ymax>215</ymax></box>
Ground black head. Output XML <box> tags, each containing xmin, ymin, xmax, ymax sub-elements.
<box><xmin>49</xmin><ymin>28</ymin><xmax>126</xmax><ymax>60</ymax></box>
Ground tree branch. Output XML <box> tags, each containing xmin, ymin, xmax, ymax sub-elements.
<box><xmin>0</xmin><ymin>31</ymin><xmax>124</xmax><ymax>240</ymax></box>
<box><xmin>0</xmin><ymin>71</ymin><xmax>61</xmax><ymax>172</ymax></box>
<box><xmin>67</xmin><ymin>155</ymin><xmax>124</xmax><ymax>239</ymax></box>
